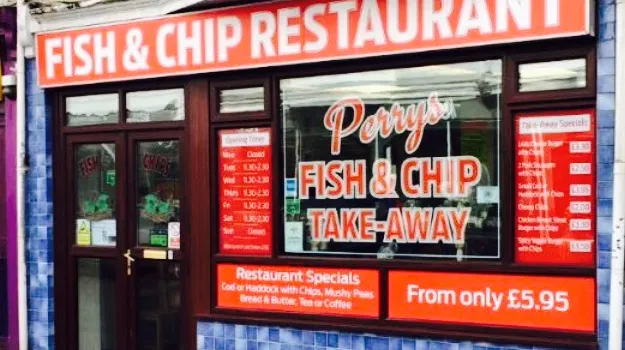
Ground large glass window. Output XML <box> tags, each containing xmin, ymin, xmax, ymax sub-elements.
<box><xmin>281</xmin><ymin>61</ymin><xmax>502</xmax><ymax>260</ymax></box>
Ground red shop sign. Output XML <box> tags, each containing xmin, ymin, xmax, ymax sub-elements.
<box><xmin>217</xmin><ymin>264</ymin><xmax>380</xmax><ymax>318</ymax></box>
<box><xmin>515</xmin><ymin>109</ymin><xmax>596</xmax><ymax>266</ymax></box>
<box><xmin>36</xmin><ymin>0</ymin><xmax>593</xmax><ymax>87</ymax></box>
<box><xmin>218</xmin><ymin>128</ymin><xmax>273</xmax><ymax>256</ymax></box>
<box><xmin>388</xmin><ymin>271</ymin><xmax>595</xmax><ymax>333</ymax></box>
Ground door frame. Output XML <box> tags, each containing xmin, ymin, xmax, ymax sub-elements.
<box><xmin>126</xmin><ymin>130</ymin><xmax>187</xmax><ymax>349</ymax></box>
<box><xmin>53</xmin><ymin>82</ymin><xmax>190</xmax><ymax>350</ymax></box>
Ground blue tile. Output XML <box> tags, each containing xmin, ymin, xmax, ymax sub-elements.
<box><xmin>225</xmin><ymin>324</ymin><xmax>236</xmax><ymax>339</ymax></box>
<box><xmin>598</xmin><ymin>58</ymin><xmax>615</xmax><ymax>76</ymax></box>
<box><xmin>327</xmin><ymin>333</ymin><xmax>339</xmax><ymax>348</ymax></box>
<box><xmin>598</xmin><ymin>145</ymin><xmax>615</xmax><ymax>164</ymax></box>
<box><xmin>269</xmin><ymin>329</ymin><xmax>281</xmax><ymax>342</ymax></box>
<box><xmin>415</xmin><ymin>340</ymin><xmax>428</xmax><ymax>350</ymax></box>
<box><xmin>599</xmin><ymin>39</ymin><xmax>615</xmax><ymax>58</ymax></box>
<box><xmin>198</xmin><ymin>336</ymin><xmax>206</xmax><ymax>350</ymax></box>
<box><xmin>599</xmin><ymin>251</ymin><xmax>611</xmax><ymax>269</ymax></box>
<box><xmin>597</xmin><ymin>216</ymin><xmax>612</xmax><ymax>235</ymax></box>
<box><xmin>338</xmin><ymin>334</ymin><xmax>350</xmax><ymax>349</ymax></box>
<box><xmin>236</xmin><ymin>339</ymin><xmax>247</xmax><ymax>350</ymax></box>
<box><xmin>598</xmin><ymin>75</ymin><xmax>615</xmax><ymax>93</ymax></box>
<box><xmin>598</xmin><ymin>162</ymin><xmax>614</xmax><ymax>182</ymax></box>
<box><xmin>365</xmin><ymin>337</ymin><xmax>388</xmax><ymax>350</ymax></box>
<box><xmin>598</xmin><ymin>94</ymin><xmax>615</xmax><ymax>112</ymax></box>
<box><xmin>598</xmin><ymin>181</ymin><xmax>613</xmax><ymax>199</ymax></box>
<box><xmin>281</xmin><ymin>329</ymin><xmax>302</xmax><ymax>344</ymax></box>
<box><xmin>599</xmin><ymin>128</ymin><xmax>615</xmax><ymax>146</ymax></box>
<box><xmin>303</xmin><ymin>331</ymin><xmax>315</xmax><ymax>345</ymax></box>
<box><xmin>247</xmin><ymin>326</ymin><xmax>258</xmax><ymax>340</ymax></box>
<box><xmin>352</xmin><ymin>335</ymin><xmax>365</xmax><ymax>350</ymax></box>
<box><xmin>315</xmin><ymin>332</ymin><xmax>327</xmax><ymax>346</ymax></box>
<box><xmin>389</xmin><ymin>338</ymin><xmax>401</xmax><ymax>350</ymax></box>
<box><xmin>236</xmin><ymin>325</ymin><xmax>247</xmax><ymax>339</ymax></box>
<box><xmin>226</xmin><ymin>339</ymin><xmax>236</xmax><ymax>350</ymax></box>
<box><xmin>599</xmin><ymin>233</ymin><xmax>612</xmax><ymax>252</ymax></box>
<box><xmin>259</xmin><ymin>327</ymin><xmax>269</xmax><ymax>342</ymax></box>
<box><xmin>258</xmin><ymin>343</ymin><xmax>271</xmax><ymax>350</ymax></box>
<box><xmin>401</xmin><ymin>339</ymin><xmax>415</xmax><ymax>350</ymax></box>
<box><xmin>247</xmin><ymin>341</ymin><xmax>258</xmax><ymax>350</ymax></box>
<box><xmin>197</xmin><ymin>322</ymin><xmax>213</xmax><ymax>337</ymax></box>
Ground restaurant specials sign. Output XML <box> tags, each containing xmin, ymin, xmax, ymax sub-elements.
<box><xmin>35</xmin><ymin>0</ymin><xmax>593</xmax><ymax>87</ymax></box>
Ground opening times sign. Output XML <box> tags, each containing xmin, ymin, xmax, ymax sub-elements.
<box><xmin>515</xmin><ymin>110</ymin><xmax>596</xmax><ymax>266</ymax></box>
<box><xmin>219</xmin><ymin>128</ymin><xmax>273</xmax><ymax>256</ymax></box>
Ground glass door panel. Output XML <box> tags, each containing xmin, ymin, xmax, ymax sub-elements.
<box><xmin>74</xmin><ymin>143</ymin><xmax>117</xmax><ymax>247</ymax></box>
<box><xmin>136</xmin><ymin>261</ymin><xmax>182</xmax><ymax>350</ymax></box>
<box><xmin>136</xmin><ymin>140</ymin><xmax>181</xmax><ymax>249</ymax></box>
<box><xmin>77</xmin><ymin>258</ymin><xmax>117</xmax><ymax>350</ymax></box>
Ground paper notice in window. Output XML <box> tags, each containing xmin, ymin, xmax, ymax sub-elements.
<box><xmin>91</xmin><ymin>219</ymin><xmax>116</xmax><ymax>246</ymax></box>
<box><xmin>168</xmin><ymin>222</ymin><xmax>180</xmax><ymax>249</ymax></box>
<box><xmin>284</xmin><ymin>221</ymin><xmax>304</xmax><ymax>253</ymax></box>
<box><xmin>477</xmin><ymin>186</ymin><xmax>499</xmax><ymax>204</ymax></box>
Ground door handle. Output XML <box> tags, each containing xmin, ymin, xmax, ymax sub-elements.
<box><xmin>124</xmin><ymin>250</ymin><xmax>135</xmax><ymax>276</ymax></box>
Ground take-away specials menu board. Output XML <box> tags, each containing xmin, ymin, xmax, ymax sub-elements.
<box><xmin>219</xmin><ymin>128</ymin><xmax>272</xmax><ymax>256</ymax></box>
<box><xmin>515</xmin><ymin>110</ymin><xmax>595</xmax><ymax>266</ymax></box>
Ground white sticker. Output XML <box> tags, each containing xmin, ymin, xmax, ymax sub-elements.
<box><xmin>570</xmin><ymin>201</ymin><xmax>592</xmax><ymax>214</ymax></box>
<box><xmin>570</xmin><ymin>184</ymin><xmax>592</xmax><ymax>196</ymax></box>
<box><xmin>168</xmin><ymin>222</ymin><xmax>181</xmax><ymax>249</ymax></box>
<box><xmin>570</xmin><ymin>219</ymin><xmax>592</xmax><ymax>231</ymax></box>
<box><xmin>476</xmin><ymin>186</ymin><xmax>499</xmax><ymax>204</ymax></box>
<box><xmin>570</xmin><ymin>141</ymin><xmax>592</xmax><ymax>154</ymax></box>
<box><xmin>570</xmin><ymin>240</ymin><xmax>593</xmax><ymax>253</ymax></box>
<box><xmin>91</xmin><ymin>219</ymin><xmax>116</xmax><ymax>246</ymax></box>
<box><xmin>284</xmin><ymin>221</ymin><xmax>304</xmax><ymax>253</ymax></box>
<box><xmin>569</xmin><ymin>163</ymin><xmax>592</xmax><ymax>175</ymax></box>
<box><xmin>518</xmin><ymin>114</ymin><xmax>591</xmax><ymax>134</ymax></box>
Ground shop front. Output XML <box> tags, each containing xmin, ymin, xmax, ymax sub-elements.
<box><xmin>30</xmin><ymin>0</ymin><xmax>611</xmax><ymax>349</ymax></box>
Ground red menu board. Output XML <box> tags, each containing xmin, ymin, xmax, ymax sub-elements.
<box><xmin>515</xmin><ymin>110</ymin><xmax>595</xmax><ymax>266</ymax></box>
<box><xmin>219</xmin><ymin>128</ymin><xmax>272</xmax><ymax>256</ymax></box>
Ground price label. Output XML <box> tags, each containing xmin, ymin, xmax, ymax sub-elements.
<box><xmin>569</xmin><ymin>201</ymin><xmax>591</xmax><ymax>214</ymax></box>
<box><xmin>570</xmin><ymin>184</ymin><xmax>592</xmax><ymax>197</ymax></box>
<box><xmin>569</xmin><ymin>219</ymin><xmax>591</xmax><ymax>231</ymax></box>
<box><xmin>507</xmin><ymin>289</ymin><xmax>570</xmax><ymax>312</ymax></box>
<box><xmin>569</xmin><ymin>141</ymin><xmax>592</xmax><ymax>154</ymax></box>
<box><xmin>569</xmin><ymin>163</ymin><xmax>591</xmax><ymax>175</ymax></box>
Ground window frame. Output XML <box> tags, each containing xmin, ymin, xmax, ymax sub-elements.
<box><xmin>203</xmin><ymin>40</ymin><xmax>597</xmax><ymax>349</ymax></box>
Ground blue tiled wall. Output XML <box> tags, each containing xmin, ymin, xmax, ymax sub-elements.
<box><xmin>25</xmin><ymin>58</ymin><xmax>54</xmax><ymax>350</ymax></box>
<box><xmin>596</xmin><ymin>0</ymin><xmax>616</xmax><ymax>349</ymax></box>
<box><xmin>196</xmin><ymin>323</ymin><xmax>543</xmax><ymax>350</ymax></box>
